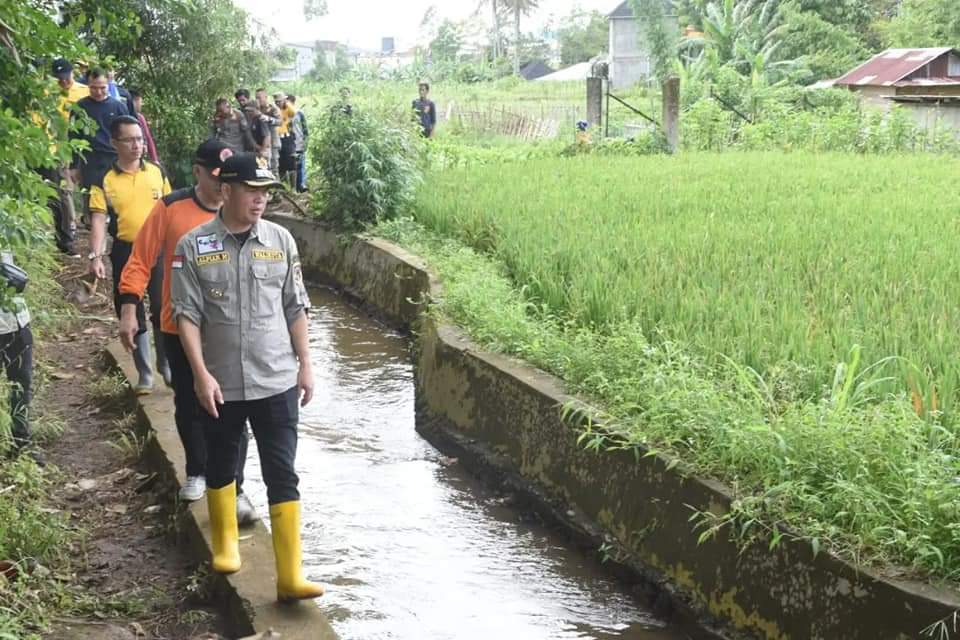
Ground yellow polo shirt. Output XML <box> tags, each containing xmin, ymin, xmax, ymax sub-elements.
<box><xmin>58</xmin><ymin>81</ymin><xmax>89</xmax><ymax>120</ymax></box>
<box><xmin>278</xmin><ymin>103</ymin><xmax>296</xmax><ymax>136</ymax></box>
<box><xmin>89</xmin><ymin>161</ymin><xmax>172</xmax><ymax>242</ymax></box>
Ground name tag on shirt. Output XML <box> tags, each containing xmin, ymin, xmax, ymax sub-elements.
<box><xmin>253</xmin><ymin>249</ymin><xmax>284</xmax><ymax>261</ymax></box>
<box><xmin>197</xmin><ymin>253</ymin><xmax>230</xmax><ymax>266</ymax></box>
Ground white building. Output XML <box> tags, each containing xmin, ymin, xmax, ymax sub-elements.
<box><xmin>607</xmin><ymin>1</ymin><xmax>678</xmax><ymax>89</ymax></box>
<box><xmin>272</xmin><ymin>40</ymin><xmax>340</xmax><ymax>82</ymax></box>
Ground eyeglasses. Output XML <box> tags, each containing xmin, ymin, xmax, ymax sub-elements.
<box><xmin>114</xmin><ymin>136</ymin><xmax>144</xmax><ymax>145</ymax></box>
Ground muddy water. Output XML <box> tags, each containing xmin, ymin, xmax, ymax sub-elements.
<box><xmin>243</xmin><ymin>287</ymin><xmax>691</xmax><ymax>640</ymax></box>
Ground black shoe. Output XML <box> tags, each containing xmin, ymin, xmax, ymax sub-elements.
<box><xmin>58</xmin><ymin>243</ymin><xmax>80</xmax><ymax>258</ymax></box>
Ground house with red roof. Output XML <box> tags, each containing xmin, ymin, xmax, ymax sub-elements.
<box><xmin>827</xmin><ymin>47</ymin><xmax>960</xmax><ymax>130</ymax></box>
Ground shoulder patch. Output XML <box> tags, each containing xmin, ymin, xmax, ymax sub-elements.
<box><xmin>171</xmin><ymin>255</ymin><xmax>184</xmax><ymax>270</ymax></box>
<box><xmin>196</xmin><ymin>233</ymin><xmax>224</xmax><ymax>255</ymax></box>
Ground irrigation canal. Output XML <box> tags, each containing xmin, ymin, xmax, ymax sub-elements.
<box><xmin>242</xmin><ymin>287</ymin><xmax>696</xmax><ymax>640</ymax></box>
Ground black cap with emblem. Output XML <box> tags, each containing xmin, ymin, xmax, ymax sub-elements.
<box><xmin>51</xmin><ymin>58</ymin><xmax>73</xmax><ymax>79</ymax></box>
<box><xmin>194</xmin><ymin>138</ymin><xmax>234</xmax><ymax>175</ymax></box>
<box><xmin>218</xmin><ymin>152</ymin><xmax>282</xmax><ymax>188</ymax></box>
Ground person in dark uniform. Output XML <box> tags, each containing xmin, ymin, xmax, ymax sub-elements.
<box><xmin>170</xmin><ymin>152</ymin><xmax>322</xmax><ymax>601</ymax></box>
<box><xmin>412</xmin><ymin>81</ymin><xmax>436</xmax><ymax>138</ymax></box>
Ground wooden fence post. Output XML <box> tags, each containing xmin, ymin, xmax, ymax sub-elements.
<box><xmin>662</xmin><ymin>76</ymin><xmax>680</xmax><ymax>153</ymax></box>
<box><xmin>587</xmin><ymin>76</ymin><xmax>604</xmax><ymax>136</ymax></box>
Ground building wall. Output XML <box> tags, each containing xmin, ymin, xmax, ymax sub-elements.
<box><xmin>854</xmin><ymin>86</ymin><xmax>895</xmax><ymax>109</ymax></box>
<box><xmin>272</xmin><ymin>43</ymin><xmax>325</xmax><ymax>82</ymax></box>
<box><xmin>900</xmin><ymin>102</ymin><xmax>960</xmax><ymax>133</ymax></box>
<box><xmin>608</xmin><ymin>16</ymin><xmax>677</xmax><ymax>89</ymax></box>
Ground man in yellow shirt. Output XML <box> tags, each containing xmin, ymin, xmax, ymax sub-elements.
<box><xmin>89</xmin><ymin>115</ymin><xmax>171</xmax><ymax>393</ymax></box>
<box><xmin>274</xmin><ymin>92</ymin><xmax>298</xmax><ymax>187</ymax></box>
<box><xmin>45</xmin><ymin>59</ymin><xmax>88</xmax><ymax>255</ymax></box>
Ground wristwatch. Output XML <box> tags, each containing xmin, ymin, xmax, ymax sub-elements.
<box><xmin>87</xmin><ymin>252</ymin><xmax>100</xmax><ymax>260</ymax></box>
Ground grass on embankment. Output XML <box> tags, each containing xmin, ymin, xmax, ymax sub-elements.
<box><xmin>374</xmin><ymin>151</ymin><xmax>960</xmax><ymax>582</ymax></box>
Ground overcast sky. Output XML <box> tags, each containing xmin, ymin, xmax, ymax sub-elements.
<box><xmin>233</xmin><ymin>0</ymin><xmax>620</xmax><ymax>50</ymax></box>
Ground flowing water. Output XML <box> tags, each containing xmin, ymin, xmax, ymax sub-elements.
<box><xmin>243</xmin><ymin>287</ymin><xmax>694</xmax><ymax>640</ymax></box>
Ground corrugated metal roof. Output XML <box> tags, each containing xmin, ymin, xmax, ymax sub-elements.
<box><xmin>834</xmin><ymin>47</ymin><xmax>957</xmax><ymax>87</ymax></box>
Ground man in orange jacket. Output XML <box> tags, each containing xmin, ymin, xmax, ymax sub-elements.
<box><xmin>117</xmin><ymin>139</ymin><xmax>254</xmax><ymax>522</ymax></box>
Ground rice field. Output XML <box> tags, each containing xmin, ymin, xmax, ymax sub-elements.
<box><xmin>378</xmin><ymin>150</ymin><xmax>960</xmax><ymax>580</ymax></box>
<box><xmin>415</xmin><ymin>152</ymin><xmax>960</xmax><ymax>418</ymax></box>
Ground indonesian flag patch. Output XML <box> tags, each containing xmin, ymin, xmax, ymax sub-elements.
<box><xmin>171</xmin><ymin>255</ymin><xmax>184</xmax><ymax>270</ymax></box>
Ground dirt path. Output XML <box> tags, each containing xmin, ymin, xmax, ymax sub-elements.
<box><xmin>36</xmin><ymin>251</ymin><xmax>227</xmax><ymax>640</ymax></box>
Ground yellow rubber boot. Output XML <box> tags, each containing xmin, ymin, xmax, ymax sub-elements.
<box><xmin>207</xmin><ymin>482</ymin><xmax>241</xmax><ymax>574</ymax></box>
<box><xmin>270</xmin><ymin>500</ymin><xmax>324</xmax><ymax>601</ymax></box>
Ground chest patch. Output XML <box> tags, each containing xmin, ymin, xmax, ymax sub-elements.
<box><xmin>196</xmin><ymin>233</ymin><xmax>224</xmax><ymax>255</ymax></box>
<box><xmin>196</xmin><ymin>252</ymin><xmax>230</xmax><ymax>266</ymax></box>
<box><xmin>253</xmin><ymin>249</ymin><xmax>284</xmax><ymax>261</ymax></box>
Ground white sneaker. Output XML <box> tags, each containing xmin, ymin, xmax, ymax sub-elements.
<box><xmin>236</xmin><ymin>492</ymin><xmax>259</xmax><ymax>526</ymax></box>
<box><xmin>179</xmin><ymin>475</ymin><xmax>206</xmax><ymax>502</ymax></box>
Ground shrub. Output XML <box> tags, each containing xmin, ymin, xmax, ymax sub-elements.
<box><xmin>311</xmin><ymin>99</ymin><xmax>423</xmax><ymax>231</ymax></box>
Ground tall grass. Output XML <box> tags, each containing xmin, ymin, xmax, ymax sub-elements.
<box><xmin>414</xmin><ymin>152</ymin><xmax>960</xmax><ymax>418</ymax></box>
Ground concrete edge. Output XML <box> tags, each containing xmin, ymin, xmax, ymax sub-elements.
<box><xmin>103</xmin><ymin>345</ymin><xmax>338</xmax><ymax>640</ymax></box>
<box><xmin>270</xmin><ymin>211</ymin><xmax>960</xmax><ymax>640</ymax></box>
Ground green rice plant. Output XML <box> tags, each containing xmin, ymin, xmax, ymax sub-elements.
<box><xmin>413</xmin><ymin>152</ymin><xmax>960</xmax><ymax>419</ymax></box>
<box><xmin>376</xmin><ymin>203</ymin><xmax>960</xmax><ymax>581</ymax></box>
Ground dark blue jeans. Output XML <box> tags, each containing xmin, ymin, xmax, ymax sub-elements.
<box><xmin>164</xmin><ymin>332</ymin><xmax>248</xmax><ymax>483</ymax></box>
<box><xmin>201</xmin><ymin>386</ymin><xmax>299</xmax><ymax>505</ymax></box>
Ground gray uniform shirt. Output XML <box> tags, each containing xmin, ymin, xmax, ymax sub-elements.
<box><xmin>169</xmin><ymin>214</ymin><xmax>310</xmax><ymax>402</ymax></box>
<box><xmin>0</xmin><ymin>252</ymin><xmax>30</xmax><ymax>335</ymax></box>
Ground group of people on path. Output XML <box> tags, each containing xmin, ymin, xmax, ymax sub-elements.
<box><xmin>3</xmin><ymin>57</ymin><xmax>325</xmax><ymax>602</ymax></box>
<box><xmin>4</xmin><ymin>62</ymin><xmax>443</xmax><ymax>599</ymax></box>
<box><xmin>213</xmin><ymin>89</ymin><xmax>309</xmax><ymax>193</ymax></box>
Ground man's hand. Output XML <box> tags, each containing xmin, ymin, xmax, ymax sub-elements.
<box><xmin>297</xmin><ymin>363</ymin><xmax>314</xmax><ymax>407</ymax></box>
<box><xmin>194</xmin><ymin>370</ymin><xmax>224</xmax><ymax>418</ymax></box>
<box><xmin>118</xmin><ymin>304</ymin><xmax>139</xmax><ymax>352</ymax></box>
<box><xmin>89</xmin><ymin>256</ymin><xmax>106</xmax><ymax>279</ymax></box>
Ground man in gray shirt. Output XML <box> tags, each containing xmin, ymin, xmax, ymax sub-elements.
<box><xmin>0</xmin><ymin>251</ymin><xmax>39</xmax><ymax>465</ymax></box>
<box><xmin>170</xmin><ymin>152</ymin><xmax>322</xmax><ymax>601</ymax></box>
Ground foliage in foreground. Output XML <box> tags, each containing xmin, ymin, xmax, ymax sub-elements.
<box><xmin>0</xmin><ymin>1</ymin><xmax>90</xmax><ymax>265</ymax></box>
<box><xmin>61</xmin><ymin>0</ymin><xmax>282</xmax><ymax>185</ymax></box>
<box><xmin>0</xmin><ymin>456</ymin><xmax>72</xmax><ymax>638</ymax></box>
<box><xmin>375</xmin><ymin>216</ymin><xmax>960</xmax><ymax>582</ymax></box>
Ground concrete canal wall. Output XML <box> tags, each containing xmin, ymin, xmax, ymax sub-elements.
<box><xmin>270</xmin><ymin>211</ymin><xmax>960</xmax><ymax>640</ymax></box>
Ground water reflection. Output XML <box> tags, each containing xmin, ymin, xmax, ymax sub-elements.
<box><xmin>242</xmin><ymin>287</ymin><xmax>688</xmax><ymax>640</ymax></box>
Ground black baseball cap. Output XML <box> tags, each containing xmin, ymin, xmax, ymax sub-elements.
<box><xmin>194</xmin><ymin>139</ymin><xmax>233</xmax><ymax>175</ymax></box>
<box><xmin>218</xmin><ymin>152</ymin><xmax>282</xmax><ymax>188</ymax></box>
<box><xmin>52</xmin><ymin>58</ymin><xmax>73</xmax><ymax>79</ymax></box>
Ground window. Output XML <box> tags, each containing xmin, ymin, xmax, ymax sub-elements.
<box><xmin>949</xmin><ymin>54</ymin><xmax>960</xmax><ymax>77</ymax></box>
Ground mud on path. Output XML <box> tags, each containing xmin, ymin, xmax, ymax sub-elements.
<box><xmin>35</xmin><ymin>250</ymin><xmax>227</xmax><ymax>640</ymax></box>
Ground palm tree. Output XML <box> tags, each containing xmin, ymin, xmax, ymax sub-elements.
<box><xmin>506</xmin><ymin>0</ymin><xmax>539</xmax><ymax>76</ymax></box>
<box><xmin>474</xmin><ymin>0</ymin><xmax>503</xmax><ymax>59</ymax></box>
